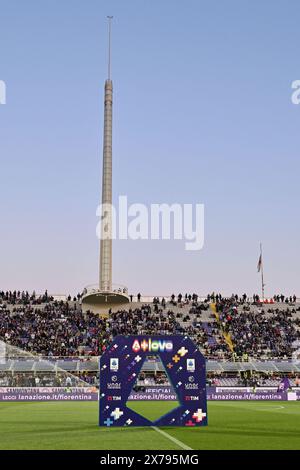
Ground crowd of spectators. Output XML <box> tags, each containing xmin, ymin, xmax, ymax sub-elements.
<box><xmin>0</xmin><ymin>291</ymin><xmax>299</xmax><ymax>361</ymax></box>
<box><xmin>0</xmin><ymin>290</ymin><xmax>54</xmax><ymax>306</ymax></box>
<box><xmin>0</xmin><ymin>301</ymin><xmax>109</xmax><ymax>356</ymax></box>
<box><xmin>216</xmin><ymin>297</ymin><xmax>300</xmax><ymax>358</ymax></box>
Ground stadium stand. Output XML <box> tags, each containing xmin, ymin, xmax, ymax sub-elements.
<box><xmin>1</xmin><ymin>290</ymin><xmax>300</xmax><ymax>388</ymax></box>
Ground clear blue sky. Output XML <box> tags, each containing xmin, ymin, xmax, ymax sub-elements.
<box><xmin>0</xmin><ymin>0</ymin><xmax>299</xmax><ymax>297</ymax></box>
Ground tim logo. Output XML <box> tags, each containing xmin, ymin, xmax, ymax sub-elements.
<box><xmin>132</xmin><ymin>339</ymin><xmax>173</xmax><ymax>353</ymax></box>
<box><xmin>108</xmin><ymin>395</ymin><xmax>121</xmax><ymax>401</ymax></box>
<box><xmin>185</xmin><ymin>395</ymin><xmax>199</xmax><ymax>401</ymax></box>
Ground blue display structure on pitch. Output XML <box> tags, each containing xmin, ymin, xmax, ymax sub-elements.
<box><xmin>99</xmin><ymin>335</ymin><xmax>207</xmax><ymax>427</ymax></box>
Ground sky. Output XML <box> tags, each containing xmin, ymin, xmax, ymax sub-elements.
<box><xmin>0</xmin><ymin>0</ymin><xmax>300</xmax><ymax>297</ymax></box>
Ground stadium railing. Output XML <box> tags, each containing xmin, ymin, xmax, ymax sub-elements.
<box><xmin>1</xmin><ymin>356</ymin><xmax>299</xmax><ymax>373</ymax></box>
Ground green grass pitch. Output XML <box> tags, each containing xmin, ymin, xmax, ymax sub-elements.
<box><xmin>0</xmin><ymin>401</ymin><xmax>299</xmax><ymax>450</ymax></box>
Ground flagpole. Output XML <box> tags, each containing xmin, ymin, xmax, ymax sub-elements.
<box><xmin>260</xmin><ymin>243</ymin><xmax>265</xmax><ymax>301</ymax></box>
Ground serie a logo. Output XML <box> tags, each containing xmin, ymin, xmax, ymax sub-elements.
<box><xmin>132</xmin><ymin>339</ymin><xmax>173</xmax><ymax>353</ymax></box>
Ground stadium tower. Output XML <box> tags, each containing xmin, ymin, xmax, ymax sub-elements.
<box><xmin>99</xmin><ymin>16</ymin><xmax>113</xmax><ymax>293</ymax></box>
<box><xmin>82</xmin><ymin>17</ymin><xmax>129</xmax><ymax>314</ymax></box>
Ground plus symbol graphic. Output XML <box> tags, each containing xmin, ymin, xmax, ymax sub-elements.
<box><xmin>172</xmin><ymin>355</ymin><xmax>180</xmax><ymax>363</ymax></box>
<box><xmin>111</xmin><ymin>408</ymin><xmax>124</xmax><ymax>420</ymax></box>
<box><xmin>140</xmin><ymin>340</ymin><xmax>148</xmax><ymax>352</ymax></box>
<box><xmin>192</xmin><ymin>409</ymin><xmax>207</xmax><ymax>423</ymax></box>
<box><xmin>104</xmin><ymin>418</ymin><xmax>113</xmax><ymax>427</ymax></box>
<box><xmin>178</xmin><ymin>347</ymin><xmax>188</xmax><ymax>357</ymax></box>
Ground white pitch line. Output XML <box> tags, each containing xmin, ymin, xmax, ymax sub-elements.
<box><xmin>247</xmin><ymin>404</ymin><xmax>286</xmax><ymax>411</ymax></box>
<box><xmin>151</xmin><ymin>426</ymin><xmax>192</xmax><ymax>450</ymax></box>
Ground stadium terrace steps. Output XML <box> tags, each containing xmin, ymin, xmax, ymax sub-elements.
<box><xmin>1</xmin><ymin>298</ymin><xmax>300</xmax><ymax>364</ymax></box>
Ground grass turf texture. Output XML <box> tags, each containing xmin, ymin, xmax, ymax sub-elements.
<box><xmin>0</xmin><ymin>401</ymin><xmax>299</xmax><ymax>450</ymax></box>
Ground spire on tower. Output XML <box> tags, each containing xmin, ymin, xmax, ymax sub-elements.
<box><xmin>107</xmin><ymin>16</ymin><xmax>113</xmax><ymax>80</ymax></box>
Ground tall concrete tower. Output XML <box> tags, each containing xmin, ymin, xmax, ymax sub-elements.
<box><xmin>99</xmin><ymin>16</ymin><xmax>113</xmax><ymax>292</ymax></box>
<box><xmin>82</xmin><ymin>17</ymin><xmax>129</xmax><ymax>313</ymax></box>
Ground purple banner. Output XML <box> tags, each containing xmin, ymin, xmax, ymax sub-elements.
<box><xmin>99</xmin><ymin>335</ymin><xmax>208</xmax><ymax>427</ymax></box>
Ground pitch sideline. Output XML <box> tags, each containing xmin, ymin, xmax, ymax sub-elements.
<box><xmin>151</xmin><ymin>426</ymin><xmax>193</xmax><ymax>450</ymax></box>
